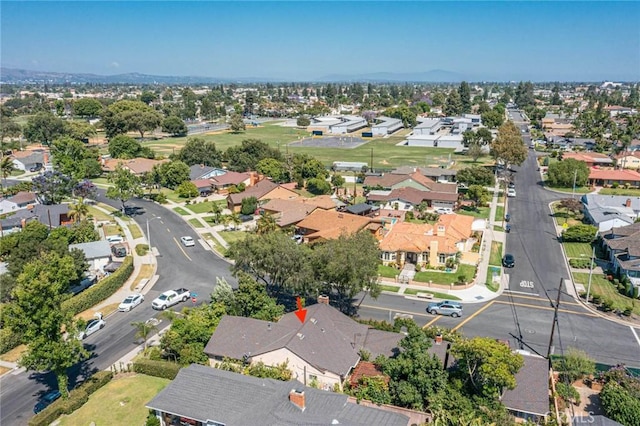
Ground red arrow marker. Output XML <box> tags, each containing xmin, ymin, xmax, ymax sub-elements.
<box><xmin>294</xmin><ymin>296</ymin><xmax>307</xmax><ymax>324</ymax></box>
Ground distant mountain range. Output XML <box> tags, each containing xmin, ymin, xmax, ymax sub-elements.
<box><xmin>0</xmin><ymin>67</ymin><xmax>468</xmax><ymax>84</ymax></box>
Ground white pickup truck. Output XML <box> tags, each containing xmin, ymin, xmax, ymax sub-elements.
<box><xmin>151</xmin><ymin>288</ymin><xmax>190</xmax><ymax>310</ymax></box>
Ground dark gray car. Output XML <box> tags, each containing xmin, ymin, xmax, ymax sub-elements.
<box><xmin>427</xmin><ymin>301</ymin><xmax>463</xmax><ymax>317</ymax></box>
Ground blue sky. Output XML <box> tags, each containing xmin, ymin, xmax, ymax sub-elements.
<box><xmin>1</xmin><ymin>1</ymin><xmax>639</xmax><ymax>82</ymax></box>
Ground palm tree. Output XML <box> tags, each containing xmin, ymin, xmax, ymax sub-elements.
<box><xmin>220</xmin><ymin>214</ymin><xmax>231</xmax><ymax>230</ymax></box>
<box><xmin>68</xmin><ymin>201</ymin><xmax>89</xmax><ymax>223</ymax></box>
<box><xmin>210</xmin><ymin>201</ymin><xmax>223</xmax><ymax>224</ymax></box>
<box><xmin>131</xmin><ymin>320</ymin><xmax>157</xmax><ymax>351</ymax></box>
<box><xmin>0</xmin><ymin>156</ymin><xmax>16</xmax><ymax>192</ymax></box>
<box><xmin>256</xmin><ymin>213</ymin><xmax>278</xmax><ymax>235</ymax></box>
<box><xmin>229</xmin><ymin>212</ymin><xmax>242</xmax><ymax>230</ymax></box>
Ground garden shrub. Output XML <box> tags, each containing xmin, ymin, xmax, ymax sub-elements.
<box><xmin>133</xmin><ymin>359</ymin><xmax>181</xmax><ymax>380</ymax></box>
<box><xmin>0</xmin><ymin>328</ymin><xmax>22</xmax><ymax>354</ymax></box>
<box><xmin>591</xmin><ymin>294</ymin><xmax>602</xmax><ymax>304</ymax></box>
<box><xmin>562</xmin><ymin>225</ymin><xmax>597</xmax><ymax>242</ymax></box>
<box><xmin>135</xmin><ymin>244</ymin><xmax>149</xmax><ymax>256</ymax></box>
<box><xmin>62</xmin><ymin>256</ymin><xmax>134</xmax><ymax>315</ymax></box>
<box><xmin>601</xmin><ymin>298</ymin><xmax>614</xmax><ymax>312</ymax></box>
<box><xmin>568</xmin><ymin>259</ymin><xmax>591</xmax><ymax>269</ymax></box>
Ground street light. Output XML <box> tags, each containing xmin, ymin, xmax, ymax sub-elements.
<box><xmin>146</xmin><ymin>216</ymin><xmax>162</xmax><ymax>262</ymax></box>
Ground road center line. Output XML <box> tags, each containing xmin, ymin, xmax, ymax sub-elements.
<box><xmin>452</xmin><ymin>301</ymin><xmax>495</xmax><ymax>331</ymax></box>
<box><xmin>422</xmin><ymin>317</ymin><xmax>441</xmax><ymax>329</ymax></box>
<box><xmin>358</xmin><ymin>304</ymin><xmax>430</xmax><ymax>319</ymax></box>
<box><xmin>630</xmin><ymin>326</ymin><xmax>640</xmax><ymax>348</ymax></box>
<box><xmin>493</xmin><ymin>300</ymin><xmax>597</xmax><ymax>317</ymax></box>
<box><xmin>173</xmin><ymin>237</ymin><xmax>192</xmax><ymax>262</ymax></box>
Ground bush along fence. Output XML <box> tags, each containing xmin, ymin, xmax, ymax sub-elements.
<box><xmin>62</xmin><ymin>256</ymin><xmax>134</xmax><ymax>315</ymax></box>
<box><xmin>133</xmin><ymin>359</ymin><xmax>181</xmax><ymax>380</ymax></box>
<box><xmin>1</xmin><ymin>256</ymin><xmax>134</xmax><ymax>355</ymax></box>
<box><xmin>29</xmin><ymin>371</ymin><xmax>113</xmax><ymax>426</ymax></box>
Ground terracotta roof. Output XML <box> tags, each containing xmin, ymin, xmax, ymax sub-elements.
<box><xmin>436</xmin><ymin>213</ymin><xmax>475</xmax><ymax>241</ymax></box>
<box><xmin>261</xmin><ymin>198</ymin><xmax>318</xmax><ymax>227</ymax></box>
<box><xmin>562</xmin><ymin>152</ymin><xmax>613</xmax><ymax>163</ymax></box>
<box><xmin>589</xmin><ymin>168</ymin><xmax>640</xmax><ymax>182</ymax></box>
<box><xmin>368</xmin><ymin>187</ymin><xmax>458</xmax><ymax>204</ymax></box>
<box><xmin>228</xmin><ymin>179</ymin><xmax>279</xmax><ymax>205</ymax></box>
<box><xmin>349</xmin><ymin>361</ymin><xmax>389</xmax><ymax>388</ymax></box>
<box><xmin>296</xmin><ymin>210</ymin><xmax>373</xmax><ymax>241</ymax></box>
<box><xmin>364</xmin><ymin>172</ymin><xmax>457</xmax><ymax>194</ymax></box>
<box><xmin>379</xmin><ymin>222</ymin><xmax>457</xmax><ymax>253</ymax></box>
<box><xmin>300</xmin><ymin>195</ymin><xmax>338</xmax><ymax>210</ymax></box>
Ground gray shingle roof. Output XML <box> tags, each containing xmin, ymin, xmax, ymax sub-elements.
<box><xmin>147</xmin><ymin>364</ymin><xmax>409</xmax><ymax>426</ymax></box>
<box><xmin>204</xmin><ymin>303</ymin><xmax>402</xmax><ymax>376</ymax></box>
<box><xmin>501</xmin><ymin>354</ymin><xmax>550</xmax><ymax>416</ymax></box>
<box><xmin>69</xmin><ymin>240</ymin><xmax>112</xmax><ymax>260</ymax></box>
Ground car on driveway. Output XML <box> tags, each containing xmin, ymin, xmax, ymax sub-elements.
<box><xmin>33</xmin><ymin>390</ymin><xmax>61</xmax><ymax>413</ymax></box>
<box><xmin>152</xmin><ymin>288</ymin><xmax>190</xmax><ymax>310</ymax></box>
<box><xmin>79</xmin><ymin>318</ymin><xmax>105</xmax><ymax>339</ymax></box>
<box><xmin>435</xmin><ymin>207</ymin><xmax>454</xmax><ymax>215</ymax></box>
<box><xmin>503</xmin><ymin>254</ymin><xmax>515</xmax><ymax>268</ymax></box>
<box><xmin>107</xmin><ymin>235</ymin><xmax>124</xmax><ymax>244</ymax></box>
<box><xmin>180</xmin><ymin>236</ymin><xmax>195</xmax><ymax>247</ymax></box>
<box><xmin>426</xmin><ymin>301</ymin><xmax>463</xmax><ymax>317</ymax></box>
<box><xmin>119</xmin><ymin>293</ymin><xmax>144</xmax><ymax>312</ymax></box>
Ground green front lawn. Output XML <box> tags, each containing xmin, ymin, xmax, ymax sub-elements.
<box><xmin>457</xmin><ymin>206</ymin><xmax>490</xmax><ymax>220</ymax></box>
<box><xmin>218</xmin><ymin>230</ymin><xmax>248</xmax><ymax>245</ymax></box>
<box><xmin>563</xmin><ymin>242</ymin><xmax>593</xmax><ymax>258</ymax></box>
<box><xmin>173</xmin><ymin>207</ymin><xmax>190</xmax><ymax>215</ymax></box>
<box><xmin>489</xmin><ymin>241</ymin><xmax>503</xmax><ymax>266</ymax></box>
<box><xmin>573</xmin><ymin>272</ymin><xmax>640</xmax><ymax>315</ymax></box>
<box><xmin>495</xmin><ymin>205</ymin><xmax>505</xmax><ymax>223</ymax></box>
<box><xmin>403</xmin><ymin>288</ymin><xmax>461</xmax><ymax>300</ymax></box>
<box><xmin>161</xmin><ymin>188</ymin><xmax>190</xmax><ymax>203</ymax></box>
<box><xmin>551</xmin><ymin>202</ymin><xmax>584</xmax><ymax>227</ymax></box>
<box><xmin>598</xmin><ymin>188</ymin><xmax>640</xmax><ymax>196</ymax></box>
<box><xmin>186</xmin><ymin>200</ymin><xmax>226</xmax><ymax>214</ymax></box>
<box><xmin>485</xmin><ymin>266</ymin><xmax>501</xmax><ymax>292</ymax></box>
<box><xmin>544</xmin><ymin>184</ymin><xmax>593</xmax><ymax>194</ymax></box>
<box><xmin>378</xmin><ymin>264</ymin><xmax>400</xmax><ymax>279</ymax></box>
<box><xmin>414</xmin><ymin>264</ymin><xmax>477</xmax><ymax>285</ymax></box>
<box><xmin>188</xmin><ymin>218</ymin><xmax>205</xmax><ymax>228</ymax></box>
<box><xmin>57</xmin><ymin>374</ymin><xmax>170</xmax><ymax>426</ymax></box>
<box><xmin>379</xmin><ymin>284</ymin><xmax>400</xmax><ymax>293</ymax></box>
<box><xmin>127</xmin><ymin>224</ymin><xmax>143</xmax><ymax>239</ymax></box>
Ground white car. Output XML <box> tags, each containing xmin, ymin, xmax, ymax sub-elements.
<box><xmin>435</xmin><ymin>207</ymin><xmax>454</xmax><ymax>215</ymax></box>
<box><xmin>119</xmin><ymin>293</ymin><xmax>144</xmax><ymax>312</ymax></box>
<box><xmin>180</xmin><ymin>236</ymin><xmax>195</xmax><ymax>247</ymax></box>
<box><xmin>507</xmin><ymin>188</ymin><xmax>517</xmax><ymax>198</ymax></box>
<box><xmin>152</xmin><ymin>288</ymin><xmax>190</xmax><ymax>310</ymax></box>
<box><xmin>78</xmin><ymin>318</ymin><xmax>105</xmax><ymax>339</ymax></box>
<box><xmin>107</xmin><ymin>235</ymin><xmax>124</xmax><ymax>243</ymax></box>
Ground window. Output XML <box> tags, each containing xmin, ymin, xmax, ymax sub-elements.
<box><xmin>383</xmin><ymin>252</ymin><xmax>390</xmax><ymax>261</ymax></box>
<box><xmin>438</xmin><ymin>254</ymin><xmax>446</xmax><ymax>264</ymax></box>
<box><xmin>309</xmin><ymin>374</ymin><xmax>317</xmax><ymax>381</ymax></box>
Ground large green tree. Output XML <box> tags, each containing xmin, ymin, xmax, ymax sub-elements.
<box><xmin>450</xmin><ymin>337</ymin><xmax>523</xmax><ymax>398</ymax></box>
<box><xmin>108</xmin><ymin>134</ymin><xmax>143</xmax><ymax>159</ymax></box>
<box><xmin>158</xmin><ymin>160</ymin><xmax>190</xmax><ymax>189</ymax></box>
<box><xmin>5</xmin><ymin>252</ymin><xmax>88</xmax><ymax>398</ymax></box>
<box><xmin>226</xmin><ymin>139</ymin><xmax>283</xmax><ymax>172</ymax></box>
<box><xmin>106</xmin><ymin>165</ymin><xmax>143</xmax><ymax>210</ymax></box>
<box><xmin>466</xmin><ymin>185</ymin><xmax>490</xmax><ymax>209</ymax></box>
<box><xmin>51</xmin><ymin>136</ymin><xmax>101</xmax><ymax>179</ymax></box>
<box><xmin>490</xmin><ymin>121</ymin><xmax>527</xmax><ymax>166</ymax></box>
<box><xmin>458</xmin><ymin>81</ymin><xmax>472</xmax><ymax>114</ymax></box>
<box><xmin>228</xmin><ymin>231</ymin><xmax>314</xmax><ymax>294</ymax></box>
<box><xmin>256</xmin><ymin>158</ymin><xmax>289</xmax><ymax>183</ymax></box>
<box><xmin>444</xmin><ymin>90</ymin><xmax>463</xmax><ymax>116</ymax></box>
<box><xmin>456</xmin><ymin>167</ymin><xmax>495</xmax><ymax>187</ymax></box>
<box><xmin>102</xmin><ymin>100</ymin><xmax>162</xmax><ymax>139</ymax></box>
<box><xmin>23</xmin><ymin>112</ymin><xmax>66</xmax><ymax>145</ymax></box>
<box><xmin>312</xmin><ymin>231</ymin><xmax>381</xmax><ymax>312</ymax></box>
<box><xmin>546</xmin><ymin>158</ymin><xmax>590</xmax><ymax>188</ymax></box>
<box><xmin>162</xmin><ymin>116</ymin><xmax>188</xmax><ymax>137</ymax></box>
<box><xmin>175</xmin><ymin>137</ymin><xmax>222</xmax><ymax>167</ymax></box>
<box><xmin>72</xmin><ymin>98</ymin><xmax>103</xmax><ymax>118</ymax></box>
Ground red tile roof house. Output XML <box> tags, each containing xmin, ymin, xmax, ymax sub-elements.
<box><xmin>209</xmin><ymin>170</ymin><xmax>251</xmax><ymax>195</ymax></box>
<box><xmin>295</xmin><ymin>209</ymin><xmax>382</xmax><ymax>243</ymax></box>
<box><xmin>204</xmin><ymin>298</ymin><xmax>405</xmax><ymax>392</ymax></box>
<box><xmin>367</xmin><ymin>187</ymin><xmax>459</xmax><ymax>212</ymax></box>
<box><xmin>588</xmin><ymin>168</ymin><xmax>640</xmax><ymax>188</ymax></box>
<box><xmin>260</xmin><ymin>196</ymin><xmax>338</xmax><ymax>228</ymax></box>
<box><xmin>226</xmin><ymin>179</ymin><xmax>300</xmax><ymax>213</ymax></box>
<box><xmin>561</xmin><ymin>152</ymin><xmax>614</xmax><ymax>168</ymax></box>
<box><xmin>364</xmin><ymin>171</ymin><xmax>458</xmax><ymax>195</ymax></box>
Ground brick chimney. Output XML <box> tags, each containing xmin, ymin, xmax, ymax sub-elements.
<box><xmin>317</xmin><ymin>295</ymin><xmax>329</xmax><ymax>305</ymax></box>
<box><xmin>289</xmin><ymin>389</ymin><xmax>305</xmax><ymax>410</ymax></box>
<box><xmin>626</xmin><ymin>198</ymin><xmax>632</xmax><ymax>208</ymax></box>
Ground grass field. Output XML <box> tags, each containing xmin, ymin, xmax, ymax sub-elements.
<box><xmin>186</xmin><ymin>200</ymin><xmax>226</xmax><ymax>214</ymax></box>
<box><xmin>414</xmin><ymin>264</ymin><xmax>477</xmax><ymax>285</ymax></box>
<box><xmin>598</xmin><ymin>188</ymin><xmax>640</xmax><ymax>196</ymax></box>
<box><xmin>127</xmin><ymin>224</ymin><xmax>143</xmax><ymax>239</ymax></box>
<box><xmin>218</xmin><ymin>230</ymin><xmax>248</xmax><ymax>245</ymax></box>
<box><xmin>563</xmin><ymin>242</ymin><xmax>593</xmax><ymax>258</ymax></box>
<box><xmin>379</xmin><ymin>284</ymin><xmax>400</xmax><ymax>293</ymax></box>
<box><xmin>573</xmin><ymin>272</ymin><xmax>640</xmax><ymax>315</ymax></box>
<box><xmin>489</xmin><ymin>241</ymin><xmax>503</xmax><ymax>266</ymax></box>
<box><xmin>403</xmin><ymin>288</ymin><xmax>461</xmax><ymax>300</ymax></box>
<box><xmin>458</xmin><ymin>206</ymin><xmax>490</xmax><ymax>220</ymax></box>
<box><xmin>545</xmin><ymin>184</ymin><xmax>593</xmax><ymax>194</ymax></box>
<box><xmin>173</xmin><ymin>207</ymin><xmax>190</xmax><ymax>215</ymax></box>
<box><xmin>188</xmin><ymin>218</ymin><xmax>205</xmax><ymax>228</ymax></box>
<box><xmin>103</xmin><ymin>224</ymin><xmax>121</xmax><ymax>237</ymax></box>
<box><xmin>87</xmin><ymin>206</ymin><xmax>113</xmax><ymax>222</ymax></box>
<box><xmin>58</xmin><ymin>374</ymin><xmax>170</xmax><ymax>426</ymax></box>
<box><xmin>495</xmin><ymin>205</ymin><xmax>505</xmax><ymax>223</ymax></box>
<box><xmin>144</xmin><ymin>122</ymin><xmax>460</xmax><ymax>169</ymax></box>
<box><xmin>378</xmin><ymin>264</ymin><xmax>400</xmax><ymax>279</ymax></box>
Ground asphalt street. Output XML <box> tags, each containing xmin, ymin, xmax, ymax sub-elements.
<box><xmin>0</xmin><ymin>192</ymin><xmax>237</xmax><ymax>426</ymax></box>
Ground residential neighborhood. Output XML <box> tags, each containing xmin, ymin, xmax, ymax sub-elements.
<box><xmin>1</xmin><ymin>2</ymin><xmax>639</xmax><ymax>425</ymax></box>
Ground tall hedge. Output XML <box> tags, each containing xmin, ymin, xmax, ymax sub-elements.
<box><xmin>133</xmin><ymin>359</ymin><xmax>181</xmax><ymax>380</ymax></box>
<box><xmin>62</xmin><ymin>256</ymin><xmax>134</xmax><ymax>315</ymax></box>
<box><xmin>29</xmin><ymin>371</ymin><xmax>113</xmax><ymax>426</ymax></box>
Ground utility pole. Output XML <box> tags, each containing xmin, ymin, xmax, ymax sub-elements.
<box><xmin>571</xmin><ymin>168</ymin><xmax>578</xmax><ymax>199</ymax></box>
<box><xmin>547</xmin><ymin>278</ymin><xmax>564</xmax><ymax>359</ymax></box>
<box><xmin>585</xmin><ymin>229</ymin><xmax>599</xmax><ymax>304</ymax></box>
